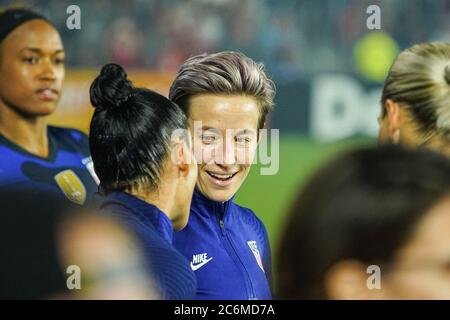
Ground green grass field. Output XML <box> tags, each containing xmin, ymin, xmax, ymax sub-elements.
<box><xmin>234</xmin><ymin>135</ymin><xmax>376</xmax><ymax>257</ymax></box>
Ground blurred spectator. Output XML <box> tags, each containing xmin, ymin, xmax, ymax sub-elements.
<box><xmin>105</xmin><ymin>17</ymin><xmax>144</xmax><ymax>67</ymax></box>
<box><xmin>0</xmin><ymin>0</ymin><xmax>446</xmax><ymax>79</ymax></box>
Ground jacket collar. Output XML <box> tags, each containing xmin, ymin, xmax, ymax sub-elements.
<box><xmin>101</xmin><ymin>191</ymin><xmax>173</xmax><ymax>243</ymax></box>
<box><xmin>191</xmin><ymin>188</ymin><xmax>236</xmax><ymax>219</ymax></box>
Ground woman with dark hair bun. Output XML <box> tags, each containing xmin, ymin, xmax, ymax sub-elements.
<box><xmin>277</xmin><ymin>145</ymin><xmax>450</xmax><ymax>300</ymax></box>
<box><xmin>89</xmin><ymin>63</ymin><xmax>198</xmax><ymax>300</ymax></box>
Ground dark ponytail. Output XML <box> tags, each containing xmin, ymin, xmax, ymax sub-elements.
<box><xmin>89</xmin><ymin>63</ymin><xmax>187</xmax><ymax>194</ymax></box>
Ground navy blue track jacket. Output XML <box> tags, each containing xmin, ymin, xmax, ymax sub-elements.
<box><xmin>99</xmin><ymin>191</ymin><xmax>197</xmax><ymax>300</ymax></box>
<box><xmin>0</xmin><ymin>126</ymin><xmax>98</xmax><ymax>204</ymax></box>
<box><xmin>173</xmin><ymin>190</ymin><xmax>272</xmax><ymax>300</ymax></box>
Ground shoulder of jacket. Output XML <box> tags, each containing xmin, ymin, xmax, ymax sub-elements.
<box><xmin>232</xmin><ymin>202</ymin><xmax>265</xmax><ymax>227</ymax></box>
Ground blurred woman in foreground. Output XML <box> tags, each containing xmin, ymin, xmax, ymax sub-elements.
<box><xmin>0</xmin><ymin>188</ymin><xmax>155</xmax><ymax>299</ymax></box>
<box><xmin>378</xmin><ymin>42</ymin><xmax>450</xmax><ymax>156</ymax></box>
<box><xmin>277</xmin><ymin>145</ymin><xmax>450</xmax><ymax>299</ymax></box>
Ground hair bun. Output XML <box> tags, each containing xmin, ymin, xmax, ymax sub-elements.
<box><xmin>90</xmin><ymin>63</ymin><xmax>134</xmax><ymax>110</ymax></box>
<box><xmin>445</xmin><ymin>64</ymin><xmax>450</xmax><ymax>85</ymax></box>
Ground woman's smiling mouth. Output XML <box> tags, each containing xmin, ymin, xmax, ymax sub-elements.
<box><xmin>205</xmin><ymin>170</ymin><xmax>239</xmax><ymax>186</ymax></box>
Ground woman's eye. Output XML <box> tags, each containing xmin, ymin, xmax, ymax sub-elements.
<box><xmin>236</xmin><ymin>136</ymin><xmax>251</xmax><ymax>145</ymax></box>
<box><xmin>54</xmin><ymin>58</ymin><xmax>65</xmax><ymax>65</ymax></box>
<box><xmin>201</xmin><ymin>135</ymin><xmax>216</xmax><ymax>144</ymax></box>
<box><xmin>23</xmin><ymin>57</ymin><xmax>39</xmax><ymax>64</ymax></box>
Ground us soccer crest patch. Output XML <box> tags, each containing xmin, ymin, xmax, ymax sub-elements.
<box><xmin>54</xmin><ymin>169</ymin><xmax>87</xmax><ymax>205</ymax></box>
<box><xmin>247</xmin><ymin>241</ymin><xmax>265</xmax><ymax>272</ymax></box>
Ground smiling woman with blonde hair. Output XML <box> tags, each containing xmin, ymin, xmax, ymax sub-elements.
<box><xmin>170</xmin><ymin>51</ymin><xmax>275</xmax><ymax>300</ymax></box>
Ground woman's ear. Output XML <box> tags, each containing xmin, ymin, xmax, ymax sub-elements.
<box><xmin>324</xmin><ymin>260</ymin><xmax>387</xmax><ymax>300</ymax></box>
<box><xmin>257</xmin><ymin>124</ymin><xmax>265</xmax><ymax>145</ymax></box>
<box><xmin>172</xmin><ymin>140</ymin><xmax>195</xmax><ymax>178</ymax></box>
<box><xmin>385</xmin><ymin>99</ymin><xmax>401</xmax><ymax>143</ymax></box>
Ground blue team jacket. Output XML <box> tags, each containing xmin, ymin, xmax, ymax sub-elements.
<box><xmin>98</xmin><ymin>191</ymin><xmax>197</xmax><ymax>300</ymax></box>
<box><xmin>0</xmin><ymin>126</ymin><xmax>98</xmax><ymax>204</ymax></box>
<box><xmin>173</xmin><ymin>190</ymin><xmax>272</xmax><ymax>300</ymax></box>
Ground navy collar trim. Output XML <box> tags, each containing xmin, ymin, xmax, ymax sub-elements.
<box><xmin>191</xmin><ymin>189</ymin><xmax>236</xmax><ymax>219</ymax></box>
<box><xmin>0</xmin><ymin>127</ymin><xmax>58</xmax><ymax>163</ymax></box>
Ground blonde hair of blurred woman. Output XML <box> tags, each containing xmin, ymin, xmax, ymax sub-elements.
<box><xmin>379</xmin><ymin>42</ymin><xmax>450</xmax><ymax>156</ymax></box>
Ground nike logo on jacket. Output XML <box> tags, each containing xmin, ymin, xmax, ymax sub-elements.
<box><xmin>190</xmin><ymin>253</ymin><xmax>213</xmax><ymax>271</ymax></box>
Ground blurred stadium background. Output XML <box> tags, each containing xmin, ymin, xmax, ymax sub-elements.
<box><xmin>2</xmin><ymin>0</ymin><xmax>449</xmax><ymax>252</ymax></box>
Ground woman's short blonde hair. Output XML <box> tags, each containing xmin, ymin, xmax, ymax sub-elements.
<box><xmin>169</xmin><ymin>51</ymin><xmax>275</xmax><ymax>129</ymax></box>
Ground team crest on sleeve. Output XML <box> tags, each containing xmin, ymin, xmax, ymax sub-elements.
<box><xmin>247</xmin><ymin>241</ymin><xmax>265</xmax><ymax>272</ymax></box>
<box><xmin>54</xmin><ymin>169</ymin><xmax>87</xmax><ymax>205</ymax></box>
<box><xmin>82</xmin><ymin>156</ymin><xmax>100</xmax><ymax>185</ymax></box>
